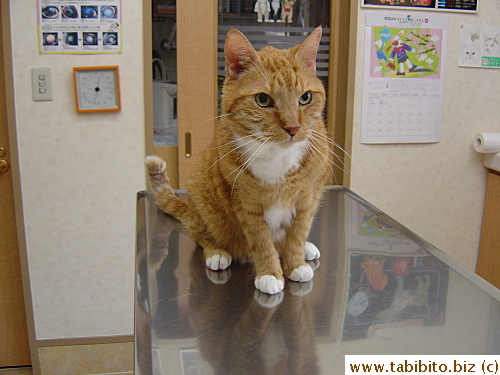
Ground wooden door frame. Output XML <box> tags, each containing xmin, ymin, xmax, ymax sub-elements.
<box><xmin>176</xmin><ymin>0</ymin><xmax>218</xmax><ymax>189</ymax></box>
<box><xmin>1</xmin><ymin>0</ymin><xmax>40</xmax><ymax>371</ymax></box>
<box><xmin>327</xmin><ymin>0</ymin><xmax>353</xmax><ymax>186</ymax></box>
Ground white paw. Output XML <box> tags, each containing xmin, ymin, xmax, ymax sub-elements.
<box><xmin>254</xmin><ymin>275</ymin><xmax>284</xmax><ymax>295</ymax></box>
<box><xmin>304</xmin><ymin>241</ymin><xmax>320</xmax><ymax>261</ymax></box>
<box><xmin>288</xmin><ymin>280</ymin><xmax>314</xmax><ymax>296</ymax></box>
<box><xmin>205</xmin><ymin>268</ymin><xmax>231</xmax><ymax>284</ymax></box>
<box><xmin>289</xmin><ymin>264</ymin><xmax>314</xmax><ymax>282</ymax></box>
<box><xmin>254</xmin><ymin>289</ymin><xmax>283</xmax><ymax>308</ymax></box>
<box><xmin>205</xmin><ymin>254</ymin><xmax>231</xmax><ymax>271</ymax></box>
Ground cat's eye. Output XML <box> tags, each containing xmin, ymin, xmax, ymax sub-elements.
<box><xmin>299</xmin><ymin>91</ymin><xmax>312</xmax><ymax>105</ymax></box>
<box><xmin>255</xmin><ymin>93</ymin><xmax>273</xmax><ymax>107</ymax></box>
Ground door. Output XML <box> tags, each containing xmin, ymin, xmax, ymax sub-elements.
<box><xmin>151</xmin><ymin>0</ymin><xmax>351</xmax><ymax>187</ymax></box>
<box><xmin>0</xmin><ymin>0</ymin><xmax>31</xmax><ymax>367</ymax></box>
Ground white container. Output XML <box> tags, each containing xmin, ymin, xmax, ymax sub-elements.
<box><xmin>152</xmin><ymin>58</ymin><xmax>177</xmax><ymax>146</ymax></box>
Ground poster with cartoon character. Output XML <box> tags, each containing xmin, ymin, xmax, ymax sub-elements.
<box><xmin>361</xmin><ymin>14</ymin><xmax>448</xmax><ymax>144</ymax></box>
<box><xmin>459</xmin><ymin>24</ymin><xmax>500</xmax><ymax>69</ymax></box>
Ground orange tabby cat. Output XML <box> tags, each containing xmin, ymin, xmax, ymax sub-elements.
<box><xmin>145</xmin><ymin>27</ymin><xmax>329</xmax><ymax>294</ymax></box>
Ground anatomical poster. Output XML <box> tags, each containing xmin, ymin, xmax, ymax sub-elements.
<box><xmin>37</xmin><ymin>0</ymin><xmax>122</xmax><ymax>54</ymax></box>
<box><xmin>361</xmin><ymin>13</ymin><xmax>448</xmax><ymax>144</ymax></box>
<box><xmin>459</xmin><ymin>24</ymin><xmax>500</xmax><ymax>69</ymax></box>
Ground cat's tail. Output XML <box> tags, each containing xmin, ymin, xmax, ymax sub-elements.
<box><xmin>144</xmin><ymin>155</ymin><xmax>189</xmax><ymax>221</ymax></box>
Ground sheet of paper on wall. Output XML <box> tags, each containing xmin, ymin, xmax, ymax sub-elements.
<box><xmin>37</xmin><ymin>0</ymin><xmax>122</xmax><ymax>54</ymax></box>
<box><xmin>459</xmin><ymin>25</ymin><xmax>500</xmax><ymax>69</ymax></box>
<box><xmin>361</xmin><ymin>13</ymin><xmax>449</xmax><ymax>144</ymax></box>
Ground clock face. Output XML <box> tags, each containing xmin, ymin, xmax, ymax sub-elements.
<box><xmin>74</xmin><ymin>67</ymin><xmax>121</xmax><ymax>112</ymax></box>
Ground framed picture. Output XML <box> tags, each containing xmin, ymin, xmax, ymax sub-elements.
<box><xmin>73</xmin><ymin>66</ymin><xmax>121</xmax><ymax>112</ymax></box>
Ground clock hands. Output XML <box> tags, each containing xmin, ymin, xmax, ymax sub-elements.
<box><xmin>93</xmin><ymin>77</ymin><xmax>101</xmax><ymax>103</ymax></box>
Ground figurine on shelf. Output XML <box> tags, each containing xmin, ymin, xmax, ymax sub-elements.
<box><xmin>254</xmin><ymin>0</ymin><xmax>270</xmax><ymax>22</ymax></box>
<box><xmin>270</xmin><ymin>0</ymin><xmax>281</xmax><ymax>22</ymax></box>
<box><xmin>281</xmin><ymin>0</ymin><xmax>296</xmax><ymax>25</ymax></box>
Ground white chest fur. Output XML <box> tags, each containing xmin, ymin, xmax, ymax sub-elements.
<box><xmin>264</xmin><ymin>203</ymin><xmax>295</xmax><ymax>242</ymax></box>
<box><xmin>236</xmin><ymin>138</ymin><xmax>309</xmax><ymax>185</ymax></box>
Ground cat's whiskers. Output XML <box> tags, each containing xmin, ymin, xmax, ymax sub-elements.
<box><xmin>308</xmin><ymin>133</ymin><xmax>350</xmax><ymax>180</ymax></box>
<box><xmin>310</xmin><ymin>130</ymin><xmax>352</xmax><ymax>174</ymax></box>
<box><xmin>206</xmin><ymin>131</ymin><xmax>269</xmax><ymax>174</ymax></box>
<box><xmin>206</xmin><ymin>136</ymin><xmax>258</xmax><ymax>172</ymax></box>
<box><xmin>210</xmin><ymin>131</ymin><xmax>265</xmax><ymax>151</ymax></box>
<box><xmin>307</xmin><ymin>137</ymin><xmax>339</xmax><ymax>183</ymax></box>
<box><xmin>200</xmin><ymin>113</ymin><xmax>233</xmax><ymax>123</ymax></box>
<box><xmin>216</xmin><ymin>137</ymin><xmax>263</xmax><ymax>185</ymax></box>
<box><xmin>313</xmin><ymin>138</ymin><xmax>350</xmax><ymax>176</ymax></box>
<box><xmin>311</xmin><ymin>130</ymin><xmax>352</xmax><ymax>161</ymax></box>
<box><xmin>226</xmin><ymin>137</ymin><xmax>272</xmax><ymax>193</ymax></box>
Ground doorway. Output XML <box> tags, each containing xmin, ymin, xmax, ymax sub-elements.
<box><xmin>0</xmin><ymin>0</ymin><xmax>31</xmax><ymax>368</ymax></box>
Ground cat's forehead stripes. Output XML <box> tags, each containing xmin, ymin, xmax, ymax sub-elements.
<box><xmin>252</xmin><ymin>47</ymin><xmax>309</xmax><ymax>94</ymax></box>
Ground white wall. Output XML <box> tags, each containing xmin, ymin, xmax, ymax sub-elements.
<box><xmin>9</xmin><ymin>1</ymin><xmax>146</xmax><ymax>339</ymax></box>
<box><xmin>348</xmin><ymin>2</ymin><xmax>500</xmax><ymax>271</ymax></box>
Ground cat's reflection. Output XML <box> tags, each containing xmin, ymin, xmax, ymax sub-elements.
<box><xmin>188</xmin><ymin>248</ymin><xmax>320</xmax><ymax>375</ymax></box>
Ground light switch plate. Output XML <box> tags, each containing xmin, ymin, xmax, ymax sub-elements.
<box><xmin>32</xmin><ymin>67</ymin><xmax>53</xmax><ymax>101</ymax></box>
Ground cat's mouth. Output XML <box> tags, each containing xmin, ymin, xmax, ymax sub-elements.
<box><xmin>280</xmin><ymin>134</ymin><xmax>305</xmax><ymax>147</ymax></box>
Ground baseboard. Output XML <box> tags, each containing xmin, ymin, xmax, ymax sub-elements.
<box><xmin>35</xmin><ymin>338</ymin><xmax>134</xmax><ymax>375</ymax></box>
<box><xmin>36</xmin><ymin>334</ymin><xmax>133</xmax><ymax>347</ymax></box>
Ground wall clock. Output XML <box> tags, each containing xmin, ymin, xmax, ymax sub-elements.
<box><xmin>73</xmin><ymin>66</ymin><xmax>121</xmax><ymax>112</ymax></box>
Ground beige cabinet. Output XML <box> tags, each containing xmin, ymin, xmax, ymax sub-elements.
<box><xmin>476</xmin><ymin>171</ymin><xmax>500</xmax><ymax>289</ymax></box>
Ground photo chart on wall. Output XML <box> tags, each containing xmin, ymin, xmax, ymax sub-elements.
<box><xmin>361</xmin><ymin>13</ymin><xmax>449</xmax><ymax>144</ymax></box>
<box><xmin>37</xmin><ymin>0</ymin><xmax>122</xmax><ymax>54</ymax></box>
<box><xmin>459</xmin><ymin>24</ymin><xmax>500</xmax><ymax>69</ymax></box>
<box><xmin>361</xmin><ymin>0</ymin><xmax>478</xmax><ymax>13</ymax></box>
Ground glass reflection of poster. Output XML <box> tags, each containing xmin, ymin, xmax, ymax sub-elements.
<box><xmin>343</xmin><ymin>253</ymin><xmax>448</xmax><ymax>341</ymax></box>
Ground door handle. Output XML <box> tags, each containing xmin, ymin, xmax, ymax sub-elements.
<box><xmin>0</xmin><ymin>160</ymin><xmax>9</xmax><ymax>173</ymax></box>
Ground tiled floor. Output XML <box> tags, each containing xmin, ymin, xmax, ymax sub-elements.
<box><xmin>0</xmin><ymin>369</ymin><xmax>32</xmax><ymax>375</ymax></box>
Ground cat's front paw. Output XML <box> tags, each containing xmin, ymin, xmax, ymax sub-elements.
<box><xmin>288</xmin><ymin>264</ymin><xmax>314</xmax><ymax>282</ymax></box>
<box><xmin>254</xmin><ymin>275</ymin><xmax>284</xmax><ymax>295</ymax></box>
<box><xmin>205</xmin><ymin>253</ymin><xmax>232</xmax><ymax>271</ymax></box>
<box><xmin>304</xmin><ymin>241</ymin><xmax>320</xmax><ymax>260</ymax></box>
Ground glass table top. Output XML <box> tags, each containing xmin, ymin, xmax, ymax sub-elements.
<box><xmin>135</xmin><ymin>186</ymin><xmax>500</xmax><ymax>375</ymax></box>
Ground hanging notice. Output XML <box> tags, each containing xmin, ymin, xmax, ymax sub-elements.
<box><xmin>459</xmin><ymin>25</ymin><xmax>500</xmax><ymax>69</ymax></box>
<box><xmin>361</xmin><ymin>13</ymin><xmax>448</xmax><ymax>144</ymax></box>
<box><xmin>37</xmin><ymin>1</ymin><xmax>122</xmax><ymax>54</ymax></box>
<box><xmin>361</xmin><ymin>0</ymin><xmax>478</xmax><ymax>13</ymax></box>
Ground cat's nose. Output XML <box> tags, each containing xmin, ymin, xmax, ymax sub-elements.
<box><xmin>285</xmin><ymin>127</ymin><xmax>299</xmax><ymax>136</ymax></box>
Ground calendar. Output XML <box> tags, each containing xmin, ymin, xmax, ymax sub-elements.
<box><xmin>361</xmin><ymin>13</ymin><xmax>449</xmax><ymax>144</ymax></box>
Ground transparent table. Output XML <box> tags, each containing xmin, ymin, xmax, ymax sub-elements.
<box><xmin>135</xmin><ymin>186</ymin><xmax>500</xmax><ymax>375</ymax></box>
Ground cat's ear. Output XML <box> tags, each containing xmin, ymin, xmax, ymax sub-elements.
<box><xmin>296</xmin><ymin>26</ymin><xmax>322</xmax><ymax>71</ymax></box>
<box><xmin>224</xmin><ymin>28</ymin><xmax>258</xmax><ymax>80</ymax></box>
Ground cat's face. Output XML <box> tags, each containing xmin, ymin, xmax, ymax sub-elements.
<box><xmin>462</xmin><ymin>44</ymin><xmax>480</xmax><ymax>63</ymax></box>
<box><xmin>483</xmin><ymin>34</ymin><xmax>499</xmax><ymax>54</ymax></box>
<box><xmin>221</xmin><ymin>28</ymin><xmax>325</xmax><ymax>147</ymax></box>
